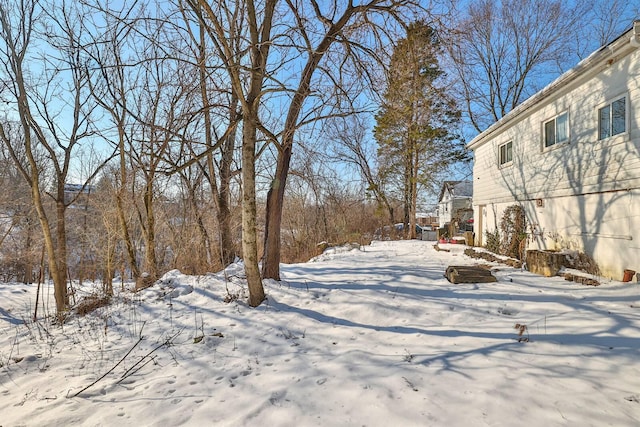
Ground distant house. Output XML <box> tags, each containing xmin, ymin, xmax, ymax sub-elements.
<box><xmin>64</xmin><ymin>183</ymin><xmax>95</xmax><ymax>206</ymax></box>
<box><xmin>467</xmin><ymin>21</ymin><xmax>640</xmax><ymax>280</ymax></box>
<box><xmin>416</xmin><ymin>212</ymin><xmax>439</xmax><ymax>230</ymax></box>
<box><xmin>437</xmin><ymin>181</ymin><xmax>473</xmax><ymax>229</ymax></box>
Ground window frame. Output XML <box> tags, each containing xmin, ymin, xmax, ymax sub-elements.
<box><xmin>597</xmin><ymin>94</ymin><xmax>628</xmax><ymax>141</ymax></box>
<box><xmin>542</xmin><ymin>110</ymin><xmax>569</xmax><ymax>149</ymax></box>
<box><xmin>498</xmin><ymin>140</ymin><xmax>513</xmax><ymax>167</ymax></box>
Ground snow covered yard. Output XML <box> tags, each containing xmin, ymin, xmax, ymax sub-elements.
<box><xmin>1</xmin><ymin>240</ymin><xmax>639</xmax><ymax>426</ymax></box>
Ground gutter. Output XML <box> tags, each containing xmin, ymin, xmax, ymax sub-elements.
<box><xmin>466</xmin><ymin>20</ymin><xmax>640</xmax><ymax>151</ymax></box>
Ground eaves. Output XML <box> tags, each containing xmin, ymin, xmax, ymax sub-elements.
<box><xmin>466</xmin><ymin>21</ymin><xmax>640</xmax><ymax>152</ymax></box>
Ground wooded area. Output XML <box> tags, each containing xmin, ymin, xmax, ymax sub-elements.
<box><xmin>0</xmin><ymin>0</ymin><xmax>636</xmax><ymax>315</ymax></box>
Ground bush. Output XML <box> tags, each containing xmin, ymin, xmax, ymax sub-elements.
<box><xmin>485</xmin><ymin>229</ymin><xmax>500</xmax><ymax>254</ymax></box>
<box><xmin>500</xmin><ymin>205</ymin><xmax>527</xmax><ymax>260</ymax></box>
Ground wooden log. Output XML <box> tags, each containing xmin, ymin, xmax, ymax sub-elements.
<box><xmin>445</xmin><ymin>265</ymin><xmax>497</xmax><ymax>284</ymax></box>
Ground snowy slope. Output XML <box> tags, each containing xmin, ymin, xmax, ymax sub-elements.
<box><xmin>1</xmin><ymin>240</ymin><xmax>639</xmax><ymax>426</ymax></box>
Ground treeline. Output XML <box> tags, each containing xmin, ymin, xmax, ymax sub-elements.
<box><xmin>0</xmin><ymin>0</ymin><xmax>636</xmax><ymax>316</ymax></box>
<box><xmin>0</xmin><ymin>158</ymin><xmax>382</xmax><ymax>286</ymax></box>
<box><xmin>1</xmin><ymin>0</ymin><xmax>432</xmax><ymax>314</ymax></box>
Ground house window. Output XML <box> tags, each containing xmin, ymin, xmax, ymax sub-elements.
<box><xmin>499</xmin><ymin>141</ymin><xmax>512</xmax><ymax>165</ymax></box>
<box><xmin>544</xmin><ymin>112</ymin><xmax>568</xmax><ymax>147</ymax></box>
<box><xmin>598</xmin><ymin>96</ymin><xmax>626</xmax><ymax>140</ymax></box>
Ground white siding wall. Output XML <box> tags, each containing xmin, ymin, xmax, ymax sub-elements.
<box><xmin>438</xmin><ymin>192</ymin><xmax>452</xmax><ymax>227</ymax></box>
<box><xmin>472</xmin><ymin>45</ymin><xmax>640</xmax><ymax>280</ymax></box>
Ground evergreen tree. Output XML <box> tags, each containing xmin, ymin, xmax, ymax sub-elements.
<box><xmin>374</xmin><ymin>22</ymin><xmax>466</xmax><ymax>238</ymax></box>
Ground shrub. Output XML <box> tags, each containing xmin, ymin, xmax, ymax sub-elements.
<box><xmin>485</xmin><ymin>229</ymin><xmax>501</xmax><ymax>254</ymax></box>
<box><xmin>500</xmin><ymin>205</ymin><xmax>527</xmax><ymax>260</ymax></box>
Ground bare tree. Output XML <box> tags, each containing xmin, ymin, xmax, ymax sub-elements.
<box><xmin>83</xmin><ymin>0</ymin><xmax>244</xmax><ymax>286</ymax></box>
<box><xmin>574</xmin><ymin>0</ymin><xmax>640</xmax><ymax>59</ymax></box>
<box><xmin>186</xmin><ymin>0</ymin><xmax>276</xmax><ymax>306</ymax></box>
<box><xmin>0</xmin><ymin>0</ymin><xmax>113</xmax><ymax>315</ymax></box>
<box><xmin>262</xmin><ymin>0</ymin><xmax>426</xmax><ymax>280</ymax></box>
<box><xmin>83</xmin><ymin>2</ymin><xmax>144</xmax><ymax>283</ymax></box>
<box><xmin>87</xmin><ymin>2</ymin><xmax>200</xmax><ymax>286</ymax></box>
<box><xmin>180</xmin><ymin>1</ymin><xmax>432</xmax><ymax>296</ymax></box>
<box><xmin>131</xmin><ymin>44</ymin><xmax>196</xmax><ymax>284</ymax></box>
<box><xmin>448</xmin><ymin>0</ymin><xmax>584</xmax><ymax>133</ymax></box>
<box><xmin>0</xmin><ymin>144</ymin><xmax>39</xmax><ymax>283</ymax></box>
<box><xmin>90</xmin><ymin>170</ymin><xmax>122</xmax><ymax>296</ymax></box>
<box><xmin>328</xmin><ymin>115</ymin><xmax>398</xmax><ymax>225</ymax></box>
<box><xmin>176</xmin><ymin>2</ymin><xmax>241</xmax><ymax>268</ymax></box>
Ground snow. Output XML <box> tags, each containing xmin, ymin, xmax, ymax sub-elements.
<box><xmin>1</xmin><ymin>240</ymin><xmax>639</xmax><ymax>426</ymax></box>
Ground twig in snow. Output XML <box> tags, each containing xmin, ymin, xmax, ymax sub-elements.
<box><xmin>118</xmin><ymin>330</ymin><xmax>181</xmax><ymax>381</ymax></box>
<box><xmin>402</xmin><ymin>376</ymin><xmax>418</xmax><ymax>391</ymax></box>
<box><xmin>69</xmin><ymin>335</ymin><xmax>144</xmax><ymax>398</ymax></box>
<box><xmin>68</xmin><ymin>322</ymin><xmax>146</xmax><ymax>398</ymax></box>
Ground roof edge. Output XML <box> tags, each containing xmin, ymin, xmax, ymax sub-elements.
<box><xmin>466</xmin><ymin>21</ymin><xmax>640</xmax><ymax>151</ymax></box>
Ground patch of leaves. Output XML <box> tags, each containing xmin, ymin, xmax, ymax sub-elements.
<box><xmin>224</xmin><ymin>292</ymin><xmax>240</xmax><ymax>303</ymax></box>
<box><xmin>514</xmin><ymin>323</ymin><xmax>529</xmax><ymax>342</ymax></box>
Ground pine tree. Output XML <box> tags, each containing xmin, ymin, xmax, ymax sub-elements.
<box><xmin>374</xmin><ymin>22</ymin><xmax>466</xmax><ymax>238</ymax></box>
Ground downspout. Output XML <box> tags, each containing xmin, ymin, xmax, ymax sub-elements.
<box><xmin>630</xmin><ymin>20</ymin><xmax>640</xmax><ymax>47</ymax></box>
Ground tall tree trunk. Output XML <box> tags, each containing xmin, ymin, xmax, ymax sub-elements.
<box><xmin>241</xmin><ymin>112</ymin><xmax>264</xmax><ymax>307</ymax></box>
<box><xmin>30</xmin><ymin>185</ymin><xmax>66</xmax><ymax>314</ymax></box>
<box><xmin>21</xmin><ymin>220</ymin><xmax>33</xmax><ymax>284</ymax></box>
<box><xmin>197</xmin><ymin>21</ymin><xmax>237</xmax><ymax>267</ymax></box>
<box><xmin>212</xmin><ymin>104</ymin><xmax>239</xmax><ymax>267</ymax></box>
<box><xmin>190</xmin><ymin>191</ymin><xmax>212</xmax><ymax>268</ymax></box>
<box><xmin>191</xmin><ymin>0</ymin><xmax>275</xmax><ymax>298</ymax></box>
<box><xmin>55</xmin><ymin>198</ymin><xmax>69</xmax><ymax>305</ymax></box>
<box><xmin>104</xmin><ymin>237</ymin><xmax>115</xmax><ymax>296</ymax></box>
<box><xmin>116</xmin><ymin>126</ymin><xmax>140</xmax><ymax>281</ymax></box>
<box><xmin>409</xmin><ymin>143</ymin><xmax>419</xmax><ymax>240</ymax></box>
<box><xmin>262</xmin><ymin>143</ymin><xmax>292</xmax><ymax>280</ymax></box>
<box><xmin>239</xmin><ymin>0</ymin><xmax>276</xmax><ymax>304</ymax></box>
<box><xmin>116</xmin><ymin>190</ymin><xmax>140</xmax><ymax>280</ymax></box>
<box><xmin>403</xmin><ymin>145</ymin><xmax>412</xmax><ymax>238</ymax></box>
<box><xmin>142</xmin><ymin>179</ymin><xmax>158</xmax><ymax>280</ymax></box>
<box><xmin>261</xmin><ymin>5</ymin><xmax>362</xmax><ymax>280</ymax></box>
<box><xmin>216</xmin><ymin>174</ymin><xmax>235</xmax><ymax>266</ymax></box>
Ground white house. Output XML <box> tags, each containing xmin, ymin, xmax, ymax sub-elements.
<box><xmin>437</xmin><ymin>180</ymin><xmax>473</xmax><ymax>228</ymax></box>
<box><xmin>467</xmin><ymin>21</ymin><xmax>640</xmax><ymax>281</ymax></box>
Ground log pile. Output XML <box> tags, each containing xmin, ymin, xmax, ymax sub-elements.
<box><xmin>463</xmin><ymin>248</ymin><xmax>522</xmax><ymax>268</ymax></box>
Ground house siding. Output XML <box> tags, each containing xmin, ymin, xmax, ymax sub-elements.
<box><xmin>470</xmin><ymin>31</ymin><xmax>640</xmax><ymax>280</ymax></box>
<box><xmin>438</xmin><ymin>192</ymin><xmax>453</xmax><ymax>226</ymax></box>
<box><xmin>439</xmin><ymin>198</ymin><xmax>472</xmax><ymax>227</ymax></box>
<box><xmin>438</xmin><ymin>181</ymin><xmax>473</xmax><ymax>227</ymax></box>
